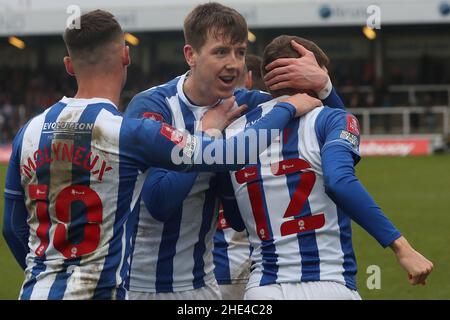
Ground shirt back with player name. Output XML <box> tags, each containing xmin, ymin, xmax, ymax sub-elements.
<box><xmin>4</xmin><ymin>97</ymin><xmax>160</xmax><ymax>299</ymax></box>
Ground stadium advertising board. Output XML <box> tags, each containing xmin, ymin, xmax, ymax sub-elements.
<box><xmin>360</xmin><ymin>138</ymin><xmax>431</xmax><ymax>156</ymax></box>
<box><xmin>0</xmin><ymin>144</ymin><xmax>11</xmax><ymax>163</ymax></box>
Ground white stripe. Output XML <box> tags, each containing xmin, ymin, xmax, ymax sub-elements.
<box><xmin>166</xmin><ymin>94</ymin><xmax>186</xmax><ymax>129</ymax></box>
<box><xmin>61</xmin><ymin>96</ymin><xmax>117</xmax><ymax>108</ymax></box>
<box><xmin>221</xmin><ymin>228</ymin><xmax>251</xmax><ymax>282</ymax></box>
<box><xmin>29</xmin><ymin>271</ymin><xmax>57</xmax><ymax>300</ymax></box>
<box><xmin>128</xmin><ymin>200</ymin><xmax>163</xmax><ymax>291</ymax></box>
<box><xmin>90</xmin><ymin>109</ymin><xmax>123</xmax><ymax>289</ymax></box>
<box><xmin>171</xmin><ymin>189</ymin><xmax>206</xmax><ymax>289</ymax></box>
<box><xmin>4</xmin><ymin>188</ymin><xmax>23</xmax><ymax>196</ymax></box>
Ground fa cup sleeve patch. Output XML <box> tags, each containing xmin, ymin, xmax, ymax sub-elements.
<box><xmin>346</xmin><ymin>114</ymin><xmax>360</xmax><ymax>136</ymax></box>
<box><xmin>160</xmin><ymin>123</ymin><xmax>187</xmax><ymax>148</ymax></box>
<box><xmin>143</xmin><ymin>112</ymin><xmax>164</xmax><ymax>122</ymax></box>
<box><xmin>159</xmin><ymin>123</ymin><xmax>198</xmax><ymax>159</ymax></box>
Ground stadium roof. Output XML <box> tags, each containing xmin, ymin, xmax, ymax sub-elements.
<box><xmin>1</xmin><ymin>0</ymin><xmax>449</xmax><ymax>36</ymax></box>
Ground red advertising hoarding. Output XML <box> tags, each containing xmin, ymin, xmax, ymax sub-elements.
<box><xmin>360</xmin><ymin>138</ymin><xmax>431</xmax><ymax>156</ymax></box>
<box><xmin>0</xmin><ymin>144</ymin><xmax>12</xmax><ymax>164</ymax></box>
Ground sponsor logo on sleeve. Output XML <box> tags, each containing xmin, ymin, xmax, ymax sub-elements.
<box><xmin>142</xmin><ymin>112</ymin><xmax>164</xmax><ymax>122</ymax></box>
<box><xmin>340</xmin><ymin>130</ymin><xmax>359</xmax><ymax>148</ymax></box>
<box><xmin>183</xmin><ymin>134</ymin><xmax>198</xmax><ymax>158</ymax></box>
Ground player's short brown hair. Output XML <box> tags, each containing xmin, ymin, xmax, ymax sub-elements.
<box><xmin>184</xmin><ymin>2</ymin><xmax>248</xmax><ymax>51</ymax></box>
<box><xmin>245</xmin><ymin>54</ymin><xmax>266</xmax><ymax>91</ymax></box>
<box><xmin>262</xmin><ymin>35</ymin><xmax>330</xmax><ymax>97</ymax></box>
<box><xmin>63</xmin><ymin>9</ymin><xmax>123</xmax><ymax>65</ymax></box>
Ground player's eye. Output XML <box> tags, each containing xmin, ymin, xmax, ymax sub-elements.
<box><xmin>237</xmin><ymin>49</ymin><xmax>246</xmax><ymax>58</ymax></box>
<box><xmin>214</xmin><ymin>47</ymin><xmax>229</xmax><ymax>56</ymax></box>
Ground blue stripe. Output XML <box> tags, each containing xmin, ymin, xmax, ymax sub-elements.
<box><xmin>336</xmin><ymin>208</ymin><xmax>357</xmax><ymax>290</ymax></box>
<box><xmin>120</xmin><ymin>198</ymin><xmax>141</xmax><ymax>291</ymax></box>
<box><xmin>244</xmin><ymin>108</ymin><xmax>278</xmax><ymax>286</ymax></box>
<box><xmin>153</xmin><ymin>100</ymin><xmax>198</xmax><ymax>292</ymax></box>
<box><xmin>20</xmin><ymin>102</ymin><xmax>67</xmax><ymax>299</ymax></box>
<box><xmin>20</xmin><ymin>258</ymin><xmax>46</xmax><ymax>300</ymax></box>
<box><xmin>47</xmin><ymin>103</ymin><xmax>102</xmax><ymax>299</ymax></box>
<box><xmin>155</xmin><ymin>207</ymin><xmax>183</xmax><ymax>292</ymax></box>
<box><xmin>125</xmin><ymin>195</ymin><xmax>142</xmax><ymax>291</ymax></box>
<box><xmin>257</xmin><ymin>161</ymin><xmax>278</xmax><ymax>286</ymax></box>
<box><xmin>47</xmin><ymin>258</ymin><xmax>81</xmax><ymax>299</ymax></box>
<box><xmin>93</xmin><ymin>163</ymin><xmax>138</xmax><ymax>299</ymax></box>
<box><xmin>192</xmin><ymin>178</ymin><xmax>218</xmax><ymax>289</ymax></box>
<box><xmin>213</xmin><ymin>229</ymin><xmax>231</xmax><ymax>284</ymax></box>
<box><xmin>281</xmin><ymin>119</ymin><xmax>321</xmax><ymax>282</ymax></box>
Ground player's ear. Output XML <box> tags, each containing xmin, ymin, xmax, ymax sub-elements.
<box><xmin>245</xmin><ymin>70</ymin><xmax>253</xmax><ymax>90</ymax></box>
<box><xmin>63</xmin><ymin>56</ymin><xmax>75</xmax><ymax>76</ymax></box>
<box><xmin>184</xmin><ymin>44</ymin><xmax>196</xmax><ymax>68</ymax></box>
<box><xmin>122</xmin><ymin>45</ymin><xmax>131</xmax><ymax>67</ymax></box>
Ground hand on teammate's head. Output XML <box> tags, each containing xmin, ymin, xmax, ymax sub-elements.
<box><xmin>263</xmin><ymin>37</ymin><xmax>330</xmax><ymax>95</ymax></box>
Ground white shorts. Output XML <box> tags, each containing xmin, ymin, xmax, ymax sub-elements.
<box><xmin>218</xmin><ymin>283</ymin><xmax>247</xmax><ymax>300</ymax></box>
<box><xmin>128</xmin><ymin>280</ymin><xmax>222</xmax><ymax>300</ymax></box>
<box><xmin>244</xmin><ymin>281</ymin><xmax>361</xmax><ymax>300</ymax></box>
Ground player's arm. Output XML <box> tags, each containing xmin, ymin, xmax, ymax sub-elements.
<box><xmin>216</xmin><ymin>172</ymin><xmax>246</xmax><ymax>232</ymax></box>
<box><xmin>318</xmin><ymin>108</ymin><xmax>433</xmax><ymax>285</ymax></box>
<box><xmin>236</xmin><ymin>78</ymin><xmax>344</xmax><ymax>111</ymax></box>
<box><xmin>3</xmin><ymin>129</ymin><xmax>30</xmax><ymax>270</ymax></box>
<box><xmin>3</xmin><ymin>197</ymin><xmax>29</xmax><ymax>270</ymax></box>
<box><xmin>122</xmin><ymin>93</ymin><xmax>321</xmax><ymax>172</ymax></box>
<box><xmin>141</xmin><ymin>168</ymin><xmax>198</xmax><ymax>222</ymax></box>
<box><xmin>264</xmin><ymin>40</ymin><xmax>345</xmax><ymax>109</ymax></box>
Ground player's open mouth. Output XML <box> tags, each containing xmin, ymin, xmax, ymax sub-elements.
<box><xmin>219</xmin><ymin>75</ymin><xmax>236</xmax><ymax>86</ymax></box>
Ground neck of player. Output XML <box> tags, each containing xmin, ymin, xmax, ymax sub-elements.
<box><xmin>74</xmin><ymin>75</ymin><xmax>122</xmax><ymax>108</ymax></box>
<box><xmin>183</xmin><ymin>74</ymin><xmax>220</xmax><ymax>107</ymax></box>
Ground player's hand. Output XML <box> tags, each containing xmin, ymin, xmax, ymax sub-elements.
<box><xmin>200</xmin><ymin>97</ymin><xmax>247</xmax><ymax>137</ymax></box>
<box><xmin>264</xmin><ymin>40</ymin><xmax>329</xmax><ymax>94</ymax></box>
<box><xmin>390</xmin><ymin>236</ymin><xmax>434</xmax><ymax>286</ymax></box>
<box><xmin>279</xmin><ymin>93</ymin><xmax>322</xmax><ymax>117</ymax></box>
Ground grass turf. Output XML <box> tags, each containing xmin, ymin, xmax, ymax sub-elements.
<box><xmin>0</xmin><ymin>155</ymin><xmax>449</xmax><ymax>299</ymax></box>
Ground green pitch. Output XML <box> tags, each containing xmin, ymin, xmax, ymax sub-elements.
<box><xmin>0</xmin><ymin>155</ymin><xmax>449</xmax><ymax>299</ymax></box>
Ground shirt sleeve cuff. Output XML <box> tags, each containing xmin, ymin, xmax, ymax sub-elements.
<box><xmin>317</xmin><ymin>76</ymin><xmax>333</xmax><ymax>100</ymax></box>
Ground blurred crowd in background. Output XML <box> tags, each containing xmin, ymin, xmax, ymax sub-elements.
<box><xmin>1</xmin><ymin>57</ymin><xmax>449</xmax><ymax>145</ymax></box>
